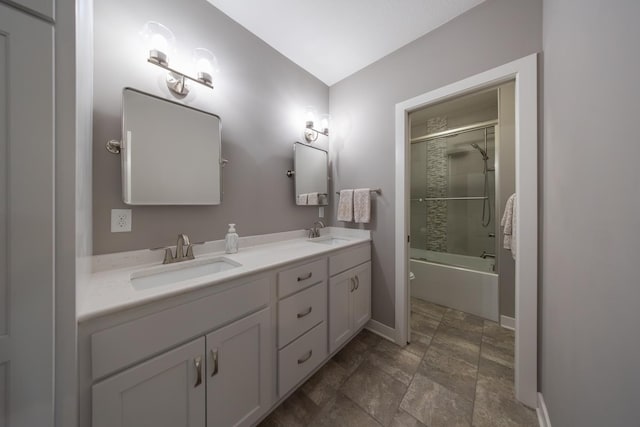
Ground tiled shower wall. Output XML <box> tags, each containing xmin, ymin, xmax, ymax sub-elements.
<box><xmin>424</xmin><ymin>118</ymin><xmax>448</xmax><ymax>252</ymax></box>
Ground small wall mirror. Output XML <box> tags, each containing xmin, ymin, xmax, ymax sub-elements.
<box><xmin>293</xmin><ymin>142</ymin><xmax>328</xmax><ymax>206</ymax></box>
<box><xmin>114</xmin><ymin>88</ymin><xmax>223</xmax><ymax>205</ymax></box>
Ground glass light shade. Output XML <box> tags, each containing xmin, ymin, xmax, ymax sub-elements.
<box><xmin>141</xmin><ymin>21</ymin><xmax>176</xmax><ymax>65</ymax></box>
<box><xmin>304</xmin><ymin>106</ymin><xmax>317</xmax><ymax>128</ymax></box>
<box><xmin>193</xmin><ymin>48</ymin><xmax>219</xmax><ymax>85</ymax></box>
<box><xmin>319</xmin><ymin>114</ymin><xmax>331</xmax><ymax>134</ymax></box>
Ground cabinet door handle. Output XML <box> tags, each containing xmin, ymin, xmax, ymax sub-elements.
<box><xmin>297</xmin><ymin>272</ymin><xmax>313</xmax><ymax>282</ymax></box>
<box><xmin>210</xmin><ymin>349</ymin><xmax>219</xmax><ymax>377</ymax></box>
<box><xmin>355</xmin><ymin>275</ymin><xmax>360</xmax><ymax>290</ymax></box>
<box><xmin>297</xmin><ymin>350</ymin><xmax>313</xmax><ymax>364</ymax></box>
<box><xmin>297</xmin><ymin>306</ymin><xmax>313</xmax><ymax>318</ymax></box>
<box><xmin>194</xmin><ymin>356</ymin><xmax>202</xmax><ymax>387</ymax></box>
<box><xmin>350</xmin><ymin>277</ymin><xmax>355</xmax><ymax>292</ymax></box>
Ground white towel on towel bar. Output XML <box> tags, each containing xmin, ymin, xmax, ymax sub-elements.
<box><xmin>501</xmin><ymin>193</ymin><xmax>517</xmax><ymax>259</ymax></box>
<box><xmin>297</xmin><ymin>193</ymin><xmax>308</xmax><ymax>205</ymax></box>
<box><xmin>354</xmin><ymin>188</ymin><xmax>371</xmax><ymax>223</ymax></box>
<box><xmin>307</xmin><ymin>192</ymin><xmax>319</xmax><ymax>205</ymax></box>
<box><xmin>337</xmin><ymin>190</ymin><xmax>353</xmax><ymax>222</ymax></box>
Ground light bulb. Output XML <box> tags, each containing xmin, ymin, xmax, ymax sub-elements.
<box><xmin>304</xmin><ymin>106</ymin><xmax>317</xmax><ymax>128</ymax></box>
<box><xmin>193</xmin><ymin>48</ymin><xmax>218</xmax><ymax>86</ymax></box>
<box><xmin>319</xmin><ymin>114</ymin><xmax>330</xmax><ymax>135</ymax></box>
<box><xmin>141</xmin><ymin>21</ymin><xmax>176</xmax><ymax>66</ymax></box>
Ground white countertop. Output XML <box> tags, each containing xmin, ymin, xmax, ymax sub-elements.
<box><xmin>77</xmin><ymin>227</ymin><xmax>370</xmax><ymax>322</ymax></box>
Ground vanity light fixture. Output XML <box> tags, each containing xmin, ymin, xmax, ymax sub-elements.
<box><xmin>304</xmin><ymin>106</ymin><xmax>330</xmax><ymax>143</ymax></box>
<box><xmin>141</xmin><ymin>21</ymin><xmax>216</xmax><ymax>97</ymax></box>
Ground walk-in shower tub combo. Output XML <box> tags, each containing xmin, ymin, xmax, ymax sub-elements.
<box><xmin>410</xmin><ymin>121</ymin><xmax>499</xmax><ymax>321</ymax></box>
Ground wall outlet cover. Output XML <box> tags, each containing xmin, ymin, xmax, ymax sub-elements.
<box><xmin>319</xmin><ymin>207</ymin><xmax>324</xmax><ymax>218</ymax></box>
<box><xmin>111</xmin><ymin>209</ymin><xmax>132</xmax><ymax>232</ymax></box>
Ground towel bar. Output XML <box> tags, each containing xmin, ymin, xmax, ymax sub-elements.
<box><xmin>336</xmin><ymin>188</ymin><xmax>381</xmax><ymax>195</ymax></box>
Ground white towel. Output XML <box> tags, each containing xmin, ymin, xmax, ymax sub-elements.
<box><xmin>337</xmin><ymin>190</ymin><xmax>353</xmax><ymax>222</ymax></box>
<box><xmin>501</xmin><ymin>193</ymin><xmax>517</xmax><ymax>259</ymax></box>
<box><xmin>297</xmin><ymin>193</ymin><xmax>308</xmax><ymax>205</ymax></box>
<box><xmin>354</xmin><ymin>188</ymin><xmax>371</xmax><ymax>223</ymax></box>
<box><xmin>307</xmin><ymin>192</ymin><xmax>319</xmax><ymax>205</ymax></box>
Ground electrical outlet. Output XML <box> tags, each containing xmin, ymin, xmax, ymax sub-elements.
<box><xmin>319</xmin><ymin>207</ymin><xmax>324</xmax><ymax>218</ymax></box>
<box><xmin>111</xmin><ymin>209</ymin><xmax>132</xmax><ymax>232</ymax></box>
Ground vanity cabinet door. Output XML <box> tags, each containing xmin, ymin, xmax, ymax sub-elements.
<box><xmin>352</xmin><ymin>262</ymin><xmax>372</xmax><ymax>330</ymax></box>
<box><xmin>92</xmin><ymin>337</ymin><xmax>206</xmax><ymax>427</ymax></box>
<box><xmin>329</xmin><ymin>270</ymin><xmax>354</xmax><ymax>353</ymax></box>
<box><xmin>206</xmin><ymin>308</ymin><xmax>272</xmax><ymax>427</ymax></box>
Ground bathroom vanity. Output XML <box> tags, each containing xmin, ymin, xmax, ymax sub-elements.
<box><xmin>77</xmin><ymin>228</ymin><xmax>371</xmax><ymax>427</ymax></box>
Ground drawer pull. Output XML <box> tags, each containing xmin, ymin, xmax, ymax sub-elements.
<box><xmin>210</xmin><ymin>349</ymin><xmax>219</xmax><ymax>377</ymax></box>
<box><xmin>297</xmin><ymin>306</ymin><xmax>313</xmax><ymax>318</ymax></box>
<box><xmin>355</xmin><ymin>275</ymin><xmax>360</xmax><ymax>290</ymax></box>
<box><xmin>297</xmin><ymin>350</ymin><xmax>313</xmax><ymax>364</ymax></box>
<box><xmin>297</xmin><ymin>272</ymin><xmax>313</xmax><ymax>282</ymax></box>
<box><xmin>350</xmin><ymin>277</ymin><xmax>356</xmax><ymax>292</ymax></box>
<box><xmin>194</xmin><ymin>356</ymin><xmax>202</xmax><ymax>387</ymax></box>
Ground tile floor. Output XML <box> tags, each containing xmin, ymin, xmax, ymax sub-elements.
<box><xmin>259</xmin><ymin>297</ymin><xmax>537</xmax><ymax>427</ymax></box>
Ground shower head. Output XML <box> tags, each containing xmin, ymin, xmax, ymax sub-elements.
<box><xmin>471</xmin><ymin>143</ymin><xmax>489</xmax><ymax>160</ymax></box>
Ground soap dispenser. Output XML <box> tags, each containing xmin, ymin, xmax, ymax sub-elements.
<box><xmin>225</xmin><ymin>223</ymin><xmax>239</xmax><ymax>254</ymax></box>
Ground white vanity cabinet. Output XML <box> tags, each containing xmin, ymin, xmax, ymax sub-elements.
<box><xmin>92</xmin><ymin>337</ymin><xmax>206</xmax><ymax>427</ymax></box>
<box><xmin>92</xmin><ymin>307</ymin><xmax>272</xmax><ymax>427</ymax></box>
<box><xmin>206</xmin><ymin>308</ymin><xmax>272</xmax><ymax>427</ymax></box>
<box><xmin>79</xmin><ymin>237</ymin><xmax>372</xmax><ymax>427</ymax></box>
<box><xmin>328</xmin><ymin>245</ymin><xmax>372</xmax><ymax>353</ymax></box>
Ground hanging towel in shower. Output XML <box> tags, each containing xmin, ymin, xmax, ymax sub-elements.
<box><xmin>307</xmin><ymin>192</ymin><xmax>319</xmax><ymax>205</ymax></box>
<box><xmin>354</xmin><ymin>188</ymin><xmax>371</xmax><ymax>223</ymax></box>
<box><xmin>501</xmin><ymin>193</ymin><xmax>517</xmax><ymax>259</ymax></box>
<box><xmin>297</xmin><ymin>193</ymin><xmax>308</xmax><ymax>205</ymax></box>
<box><xmin>337</xmin><ymin>190</ymin><xmax>354</xmax><ymax>222</ymax></box>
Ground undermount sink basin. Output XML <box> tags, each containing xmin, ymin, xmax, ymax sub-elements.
<box><xmin>309</xmin><ymin>236</ymin><xmax>351</xmax><ymax>246</ymax></box>
<box><xmin>131</xmin><ymin>257</ymin><xmax>241</xmax><ymax>291</ymax></box>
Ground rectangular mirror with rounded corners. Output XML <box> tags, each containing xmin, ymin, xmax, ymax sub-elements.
<box><xmin>294</xmin><ymin>142</ymin><xmax>328</xmax><ymax>206</ymax></box>
<box><xmin>120</xmin><ymin>88</ymin><xmax>222</xmax><ymax>205</ymax></box>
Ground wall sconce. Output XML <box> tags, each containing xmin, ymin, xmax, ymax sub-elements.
<box><xmin>304</xmin><ymin>106</ymin><xmax>330</xmax><ymax>143</ymax></box>
<box><xmin>141</xmin><ymin>21</ymin><xmax>216</xmax><ymax>97</ymax></box>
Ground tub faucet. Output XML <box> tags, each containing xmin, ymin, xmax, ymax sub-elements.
<box><xmin>308</xmin><ymin>220</ymin><xmax>326</xmax><ymax>238</ymax></box>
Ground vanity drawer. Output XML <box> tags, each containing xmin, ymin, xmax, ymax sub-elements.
<box><xmin>278</xmin><ymin>281</ymin><xmax>327</xmax><ymax>348</ymax></box>
<box><xmin>278</xmin><ymin>258</ymin><xmax>327</xmax><ymax>299</ymax></box>
<box><xmin>278</xmin><ymin>321</ymin><xmax>327</xmax><ymax>396</ymax></box>
<box><xmin>329</xmin><ymin>243</ymin><xmax>370</xmax><ymax>276</ymax></box>
<box><xmin>91</xmin><ymin>277</ymin><xmax>269</xmax><ymax>380</ymax></box>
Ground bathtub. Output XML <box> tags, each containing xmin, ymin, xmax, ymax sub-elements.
<box><xmin>410</xmin><ymin>248</ymin><xmax>499</xmax><ymax>321</ymax></box>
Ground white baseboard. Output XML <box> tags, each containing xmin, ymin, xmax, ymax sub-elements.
<box><xmin>500</xmin><ymin>315</ymin><xmax>515</xmax><ymax>330</ymax></box>
<box><xmin>365</xmin><ymin>319</ymin><xmax>396</xmax><ymax>343</ymax></box>
<box><xmin>537</xmin><ymin>393</ymin><xmax>552</xmax><ymax>427</ymax></box>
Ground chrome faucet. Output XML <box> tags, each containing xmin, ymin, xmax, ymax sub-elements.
<box><xmin>480</xmin><ymin>251</ymin><xmax>496</xmax><ymax>259</ymax></box>
<box><xmin>153</xmin><ymin>234</ymin><xmax>197</xmax><ymax>264</ymax></box>
<box><xmin>308</xmin><ymin>220</ymin><xmax>326</xmax><ymax>238</ymax></box>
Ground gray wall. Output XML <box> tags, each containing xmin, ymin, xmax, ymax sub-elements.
<box><xmin>93</xmin><ymin>0</ymin><xmax>328</xmax><ymax>254</ymax></box>
<box><xmin>497</xmin><ymin>82</ymin><xmax>515</xmax><ymax>318</ymax></box>
<box><xmin>329</xmin><ymin>0</ymin><xmax>542</xmax><ymax>327</ymax></box>
<box><xmin>541</xmin><ymin>0</ymin><xmax>640</xmax><ymax>425</ymax></box>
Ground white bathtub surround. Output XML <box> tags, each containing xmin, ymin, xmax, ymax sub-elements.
<box><xmin>410</xmin><ymin>253</ymin><xmax>498</xmax><ymax>321</ymax></box>
<box><xmin>78</xmin><ymin>227</ymin><xmax>370</xmax><ymax>321</ymax></box>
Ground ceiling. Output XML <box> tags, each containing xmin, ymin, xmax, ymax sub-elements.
<box><xmin>207</xmin><ymin>0</ymin><xmax>485</xmax><ymax>86</ymax></box>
